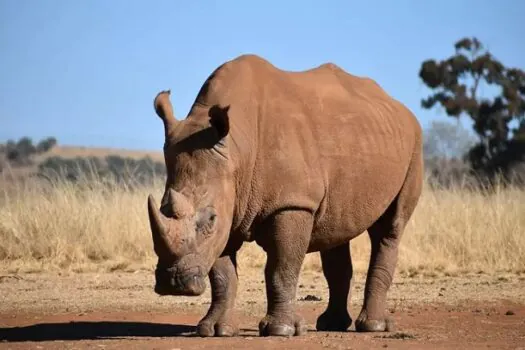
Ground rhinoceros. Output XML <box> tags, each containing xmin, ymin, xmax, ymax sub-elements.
<box><xmin>147</xmin><ymin>54</ymin><xmax>423</xmax><ymax>337</ymax></box>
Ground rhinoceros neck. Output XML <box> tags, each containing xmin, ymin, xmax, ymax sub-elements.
<box><xmin>182</xmin><ymin>99</ymin><xmax>258</xmax><ymax>242</ymax></box>
<box><xmin>183</xmin><ymin>55</ymin><xmax>278</xmax><ymax>241</ymax></box>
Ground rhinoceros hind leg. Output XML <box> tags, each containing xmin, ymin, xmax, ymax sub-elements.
<box><xmin>356</xmin><ymin>151</ymin><xmax>423</xmax><ymax>333</ymax></box>
<box><xmin>316</xmin><ymin>243</ymin><xmax>353</xmax><ymax>332</ymax></box>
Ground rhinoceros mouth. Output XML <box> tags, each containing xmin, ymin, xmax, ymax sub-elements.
<box><xmin>154</xmin><ymin>274</ymin><xmax>206</xmax><ymax>296</ymax></box>
<box><xmin>154</xmin><ymin>265</ymin><xmax>206</xmax><ymax>296</ymax></box>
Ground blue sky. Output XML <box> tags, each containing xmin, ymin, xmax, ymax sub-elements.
<box><xmin>1</xmin><ymin>0</ymin><xmax>524</xmax><ymax>151</ymax></box>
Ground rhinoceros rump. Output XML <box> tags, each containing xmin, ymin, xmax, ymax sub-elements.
<box><xmin>147</xmin><ymin>54</ymin><xmax>423</xmax><ymax>337</ymax></box>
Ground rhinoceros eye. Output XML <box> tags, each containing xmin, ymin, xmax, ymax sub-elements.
<box><xmin>195</xmin><ymin>207</ymin><xmax>218</xmax><ymax>236</ymax></box>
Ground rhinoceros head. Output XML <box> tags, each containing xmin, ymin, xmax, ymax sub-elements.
<box><xmin>148</xmin><ymin>90</ymin><xmax>235</xmax><ymax>297</ymax></box>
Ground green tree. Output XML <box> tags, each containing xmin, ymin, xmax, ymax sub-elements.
<box><xmin>419</xmin><ymin>37</ymin><xmax>525</xmax><ymax>177</ymax></box>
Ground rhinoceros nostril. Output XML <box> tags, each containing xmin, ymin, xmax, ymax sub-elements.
<box><xmin>180</xmin><ymin>266</ymin><xmax>202</xmax><ymax>277</ymax></box>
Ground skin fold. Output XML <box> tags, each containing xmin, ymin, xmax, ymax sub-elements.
<box><xmin>147</xmin><ymin>54</ymin><xmax>423</xmax><ymax>337</ymax></box>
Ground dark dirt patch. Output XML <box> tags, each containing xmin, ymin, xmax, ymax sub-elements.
<box><xmin>300</xmin><ymin>294</ymin><xmax>323</xmax><ymax>301</ymax></box>
<box><xmin>375</xmin><ymin>332</ymin><xmax>416</xmax><ymax>340</ymax></box>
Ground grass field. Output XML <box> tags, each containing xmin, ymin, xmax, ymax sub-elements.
<box><xmin>1</xmin><ymin>168</ymin><xmax>524</xmax><ymax>276</ymax></box>
<box><xmin>2</xmin><ymin>154</ymin><xmax>525</xmax><ymax>349</ymax></box>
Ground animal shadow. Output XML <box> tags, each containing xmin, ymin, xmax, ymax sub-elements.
<box><xmin>0</xmin><ymin>321</ymin><xmax>196</xmax><ymax>342</ymax></box>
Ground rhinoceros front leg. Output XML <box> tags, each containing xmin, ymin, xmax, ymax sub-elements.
<box><xmin>257</xmin><ymin>210</ymin><xmax>312</xmax><ymax>337</ymax></box>
<box><xmin>197</xmin><ymin>254</ymin><xmax>238</xmax><ymax>337</ymax></box>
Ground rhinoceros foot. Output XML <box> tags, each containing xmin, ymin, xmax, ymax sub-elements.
<box><xmin>355</xmin><ymin>312</ymin><xmax>394</xmax><ymax>332</ymax></box>
<box><xmin>258</xmin><ymin>313</ymin><xmax>307</xmax><ymax>337</ymax></box>
<box><xmin>316</xmin><ymin>309</ymin><xmax>352</xmax><ymax>332</ymax></box>
<box><xmin>197</xmin><ymin>317</ymin><xmax>238</xmax><ymax>337</ymax></box>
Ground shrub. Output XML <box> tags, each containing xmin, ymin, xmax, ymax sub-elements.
<box><xmin>36</xmin><ymin>137</ymin><xmax>57</xmax><ymax>153</ymax></box>
<box><xmin>37</xmin><ymin>155</ymin><xmax>166</xmax><ymax>187</ymax></box>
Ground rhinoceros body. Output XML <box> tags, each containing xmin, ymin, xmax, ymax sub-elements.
<box><xmin>148</xmin><ymin>54</ymin><xmax>423</xmax><ymax>337</ymax></box>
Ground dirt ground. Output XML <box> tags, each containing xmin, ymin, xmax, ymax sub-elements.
<box><xmin>1</xmin><ymin>270</ymin><xmax>524</xmax><ymax>349</ymax></box>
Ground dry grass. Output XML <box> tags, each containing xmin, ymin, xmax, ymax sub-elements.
<box><xmin>1</xmin><ymin>174</ymin><xmax>524</xmax><ymax>276</ymax></box>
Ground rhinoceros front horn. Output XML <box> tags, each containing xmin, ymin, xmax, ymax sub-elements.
<box><xmin>148</xmin><ymin>194</ymin><xmax>173</xmax><ymax>258</ymax></box>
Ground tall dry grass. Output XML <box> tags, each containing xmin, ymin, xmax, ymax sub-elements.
<box><xmin>1</xmin><ymin>173</ymin><xmax>524</xmax><ymax>275</ymax></box>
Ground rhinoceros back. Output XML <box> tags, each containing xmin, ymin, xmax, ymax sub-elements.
<box><xmin>188</xmin><ymin>55</ymin><xmax>421</xmax><ymax>247</ymax></box>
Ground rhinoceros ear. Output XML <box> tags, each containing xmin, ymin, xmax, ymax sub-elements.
<box><xmin>153</xmin><ymin>90</ymin><xmax>178</xmax><ymax>138</ymax></box>
<box><xmin>208</xmin><ymin>105</ymin><xmax>230</xmax><ymax>140</ymax></box>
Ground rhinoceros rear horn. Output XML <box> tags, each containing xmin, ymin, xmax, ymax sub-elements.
<box><xmin>153</xmin><ymin>90</ymin><xmax>178</xmax><ymax>137</ymax></box>
<box><xmin>168</xmin><ymin>188</ymin><xmax>195</xmax><ymax>219</ymax></box>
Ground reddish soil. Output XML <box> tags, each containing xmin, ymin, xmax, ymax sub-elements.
<box><xmin>1</xmin><ymin>301</ymin><xmax>524</xmax><ymax>349</ymax></box>
<box><xmin>1</xmin><ymin>272</ymin><xmax>524</xmax><ymax>349</ymax></box>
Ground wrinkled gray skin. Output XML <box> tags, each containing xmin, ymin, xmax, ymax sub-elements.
<box><xmin>148</xmin><ymin>55</ymin><xmax>423</xmax><ymax>337</ymax></box>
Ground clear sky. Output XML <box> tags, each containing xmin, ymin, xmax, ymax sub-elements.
<box><xmin>1</xmin><ymin>0</ymin><xmax>524</xmax><ymax>151</ymax></box>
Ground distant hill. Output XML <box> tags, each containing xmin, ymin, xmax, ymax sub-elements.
<box><xmin>42</xmin><ymin>145</ymin><xmax>163</xmax><ymax>163</ymax></box>
<box><xmin>1</xmin><ymin>139</ymin><xmax>165</xmax><ymax>186</ymax></box>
